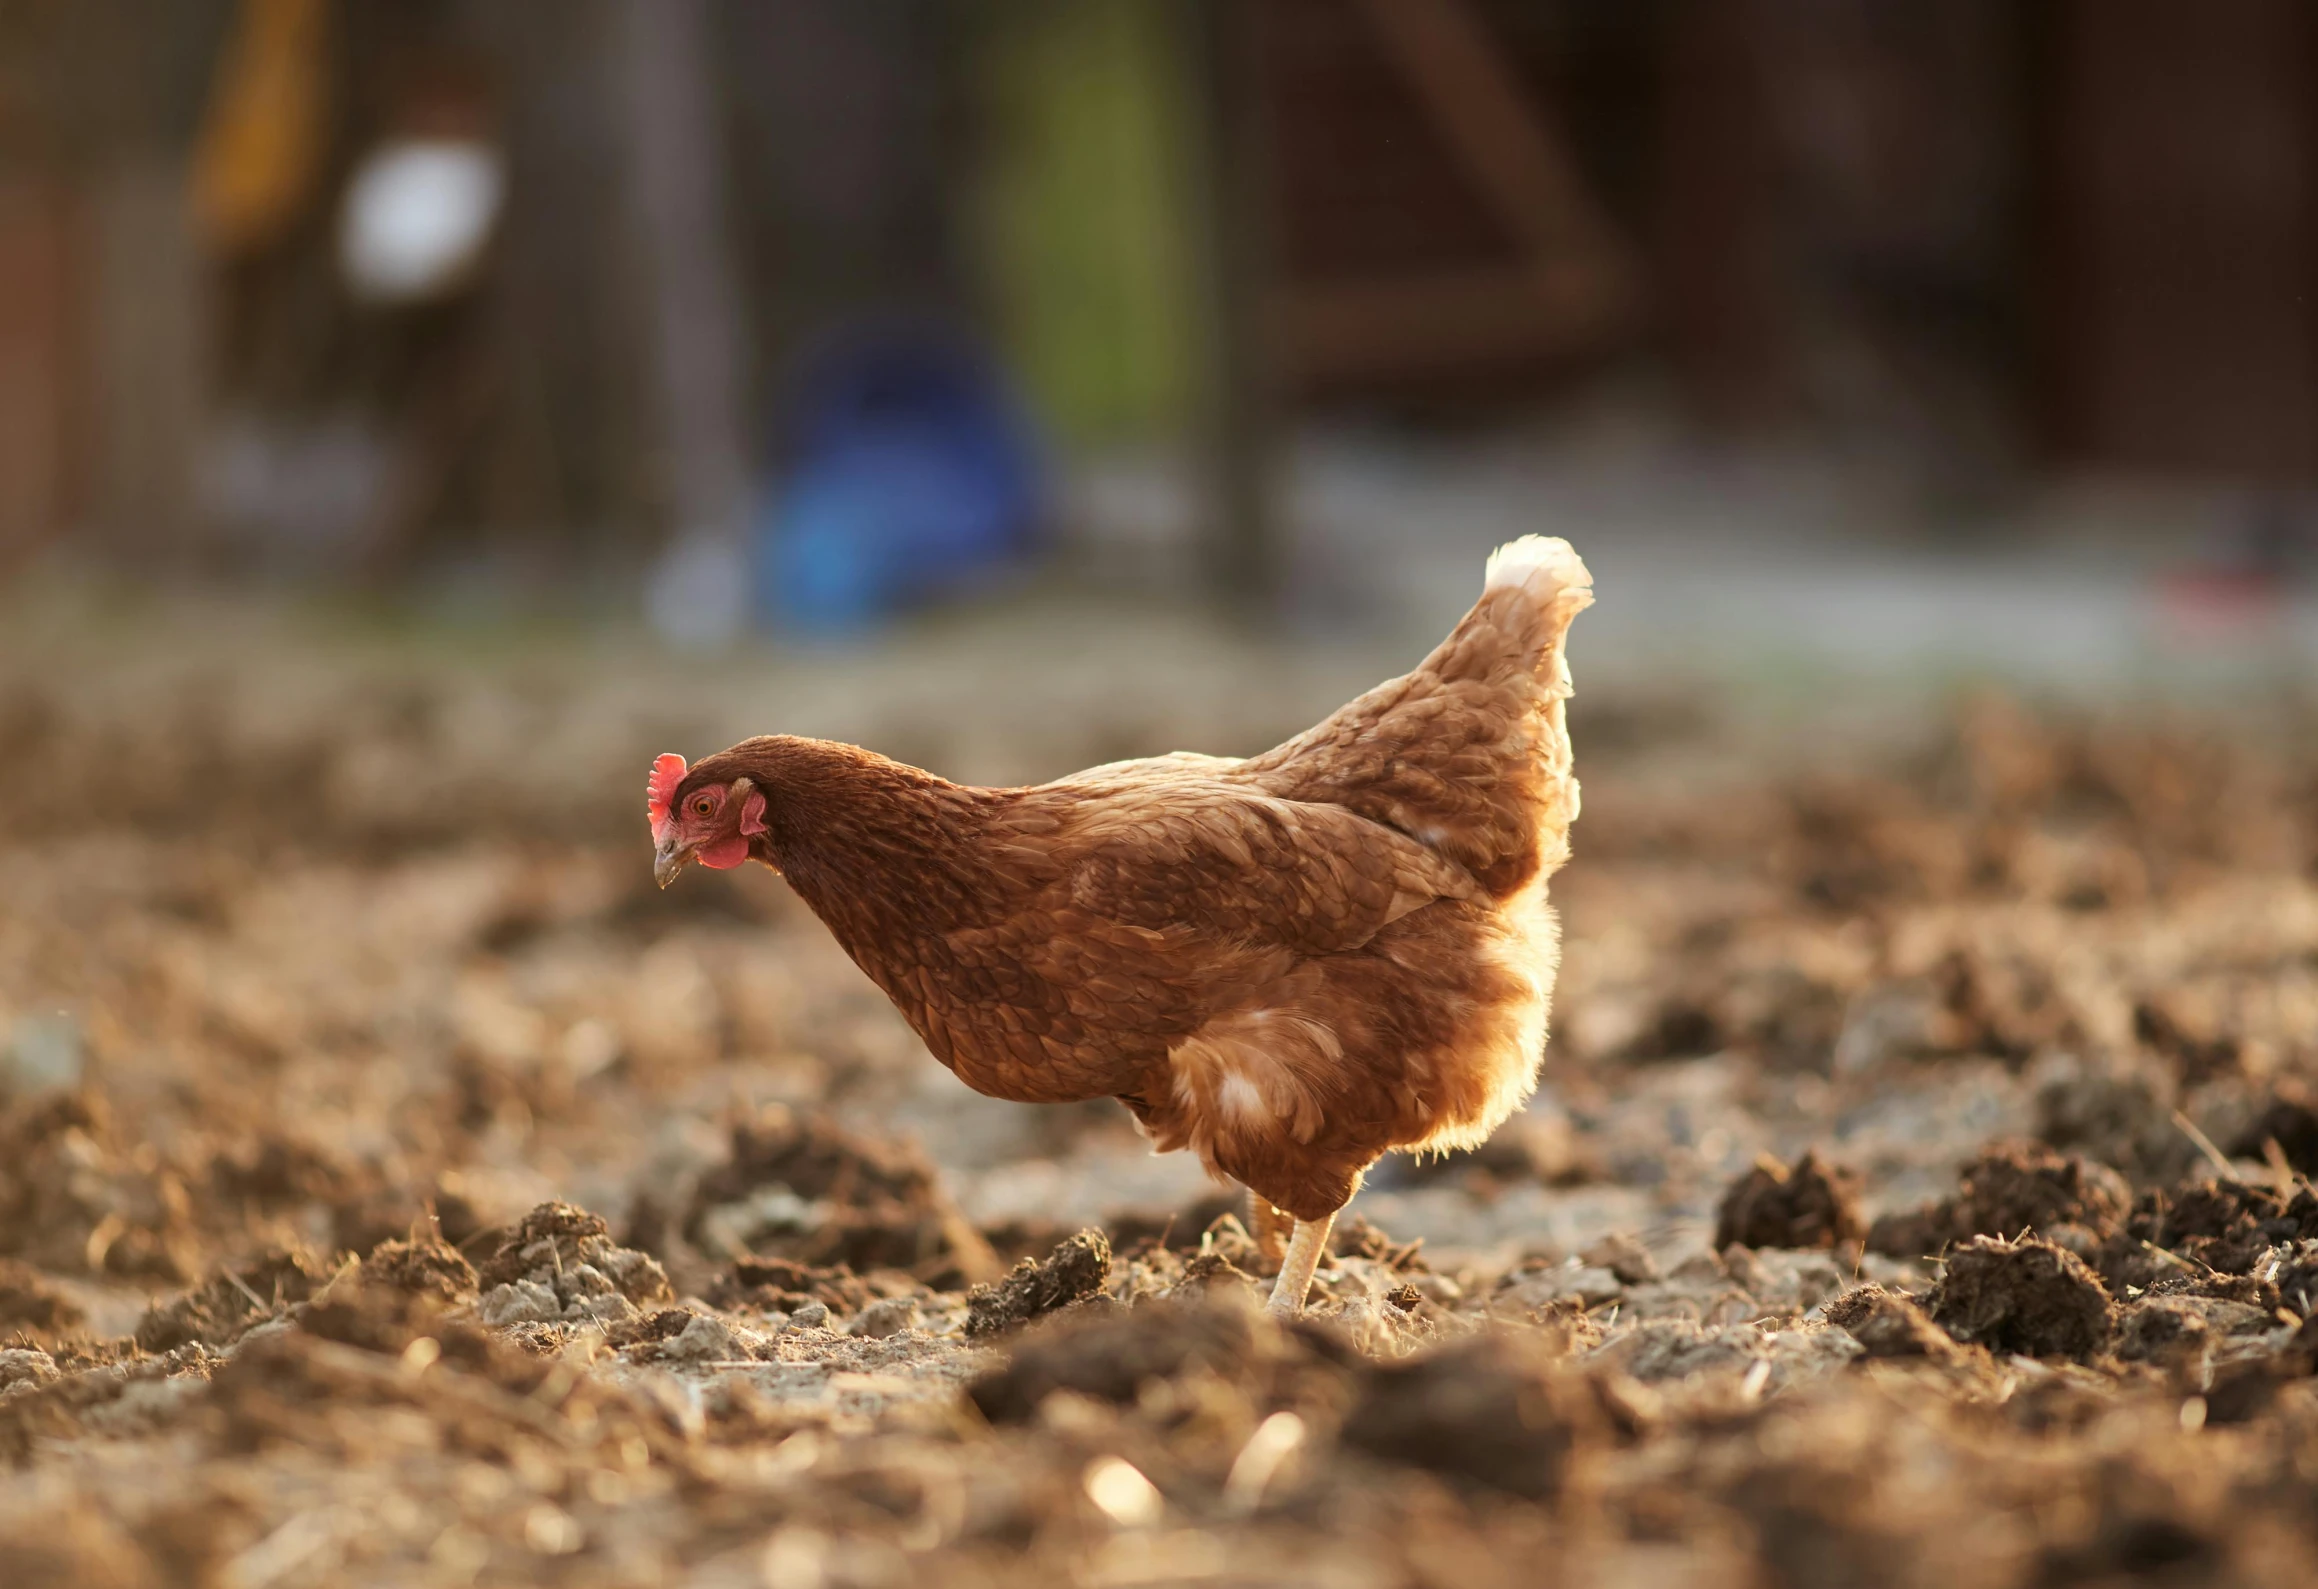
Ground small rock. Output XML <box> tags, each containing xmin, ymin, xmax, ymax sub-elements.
<box><xmin>1498</xmin><ymin>1262</ymin><xmax>1624</xmax><ymax>1312</ymax></box>
<box><xmin>1757</xmin><ymin>1326</ymin><xmax>1865</xmax><ymax>1389</ymax></box>
<box><xmin>1581</xmin><ymin>1232</ymin><xmax>1660</xmax><ymax>1286</ymax></box>
<box><xmin>557</xmin><ymin>1263</ymin><xmax>616</xmax><ymax>1303</ymax></box>
<box><xmin>1719</xmin><ymin>1245</ymin><xmax>1771</xmax><ymax>1297</ymax></box>
<box><xmin>788</xmin><ymin>1300</ymin><xmax>830</xmax><ymax>1331</ymax></box>
<box><xmin>479</xmin><ymin>1278</ymin><xmax>563</xmax><ymax>1327</ymax></box>
<box><xmin>0</xmin><ymin>1347</ymin><xmax>60</xmax><ymax>1395</ymax></box>
<box><xmin>660</xmin><ymin>1312</ymin><xmax>746</xmax><ymax>1364</ymax></box>
<box><xmin>849</xmin><ymin>1296</ymin><xmax>920</xmax><ymax>1339</ymax></box>
<box><xmin>1609</xmin><ymin>1320</ymin><xmax>1769</xmax><ymax>1384</ymax></box>
<box><xmin>591</xmin><ymin>1246</ymin><xmax>675</xmax><ymax>1306</ymax></box>
<box><xmin>1737</xmin><ymin>1249</ymin><xmax>1852</xmax><ymax>1315</ymax></box>
<box><xmin>568</xmin><ymin>1292</ymin><xmax>639</xmax><ymax>1326</ymax></box>
<box><xmin>1669</xmin><ymin>1252</ymin><xmax>1731</xmax><ymax>1287</ymax></box>
<box><xmin>1410</xmin><ymin>1273</ymin><xmax>1464</xmax><ymax>1306</ymax></box>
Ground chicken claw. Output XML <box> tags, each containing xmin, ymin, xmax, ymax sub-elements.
<box><xmin>1248</xmin><ymin>1190</ymin><xmax>1292</xmax><ymax>1271</ymax></box>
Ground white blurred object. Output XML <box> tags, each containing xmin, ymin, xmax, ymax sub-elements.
<box><xmin>339</xmin><ymin>138</ymin><xmax>505</xmax><ymax>303</ymax></box>
<box><xmin>645</xmin><ymin>532</ymin><xmax>751</xmax><ymax>649</ymax></box>
<box><xmin>1222</xmin><ymin>1410</ymin><xmax>1307</xmax><ymax>1514</ymax></box>
<box><xmin>3</xmin><ymin>1010</ymin><xmax>83</xmax><ymax>1098</ymax></box>
<box><xmin>1081</xmin><ymin>1457</ymin><xmax>1163</xmax><ymax>1528</ymax></box>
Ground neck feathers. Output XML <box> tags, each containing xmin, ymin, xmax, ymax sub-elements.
<box><xmin>715</xmin><ymin>736</ymin><xmax>1001</xmax><ymax>941</ymax></box>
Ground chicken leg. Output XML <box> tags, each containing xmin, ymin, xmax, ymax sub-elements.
<box><xmin>1265</xmin><ymin>1211</ymin><xmax>1336</xmax><ymax>1315</ymax></box>
<box><xmin>1248</xmin><ymin>1189</ymin><xmax>1292</xmax><ymax>1271</ymax></box>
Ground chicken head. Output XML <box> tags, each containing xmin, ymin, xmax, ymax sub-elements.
<box><xmin>649</xmin><ymin>752</ymin><xmax>767</xmax><ymax>887</ymax></box>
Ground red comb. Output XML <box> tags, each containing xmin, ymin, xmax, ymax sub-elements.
<box><xmin>647</xmin><ymin>753</ymin><xmax>688</xmax><ymax>838</ymax></box>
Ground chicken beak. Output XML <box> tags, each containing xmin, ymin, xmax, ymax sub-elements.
<box><xmin>653</xmin><ymin>838</ymin><xmax>690</xmax><ymax>889</ymax></box>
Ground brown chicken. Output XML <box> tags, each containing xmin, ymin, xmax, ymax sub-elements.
<box><xmin>649</xmin><ymin>536</ymin><xmax>1592</xmax><ymax>1311</ymax></box>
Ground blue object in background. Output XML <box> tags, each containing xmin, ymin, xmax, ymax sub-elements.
<box><xmin>753</xmin><ymin>323</ymin><xmax>1044</xmax><ymax>636</ymax></box>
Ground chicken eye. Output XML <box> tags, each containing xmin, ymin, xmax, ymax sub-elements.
<box><xmin>691</xmin><ymin>797</ymin><xmax>715</xmax><ymax>817</ymax></box>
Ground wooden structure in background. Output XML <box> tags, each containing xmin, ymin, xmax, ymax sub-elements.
<box><xmin>0</xmin><ymin>179</ymin><xmax>80</xmax><ymax>571</ymax></box>
<box><xmin>1272</xmin><ymin>0</ymin><xmax>1638</xmax><ymax>388</ymax></box>
<box><xmin>614</xmin><ymin>0</ymin><xmax>751</xmax><ymax>551</ymax></box>
<box><xmin>1182</xmin><ymin>0</ymin><xmax>1282</xmax><ymax>609</ymax></box>
<box><xmin>10</xmin><ymin>0</ymin><xmax>2318</xmax><ymax>589</ymax></box>
<box><xmin>2041</xmin><ymin>0</ymin><xmax>2318</xmax><ymax>481</ymax></box>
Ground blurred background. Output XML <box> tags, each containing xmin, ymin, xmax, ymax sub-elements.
<box><xmin>10</xmin><ymin>13</ymin><xmax>2318</xmax><ymax>1579</ymax></box>
<box><xmin>4</xmin><ymin>0</ymin><xmax>2316</xmax><ymax>686</ymax></box>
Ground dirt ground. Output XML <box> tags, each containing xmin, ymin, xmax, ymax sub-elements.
<box><xmin>3</xmin><ymin>600</ymin><xmax>2318</xmax><ymax>1588</ymax></box>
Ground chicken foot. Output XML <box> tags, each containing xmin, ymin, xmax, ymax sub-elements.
<box><xmin>1247</xmin><ymin>1189</ymin><xmax>1292</xmax><ymax>1271</ymax></box>
<box><xmin>1265</xmin><ymin>1211</ymin><xmax>1336</xmax><ymax>1315</ymax></box>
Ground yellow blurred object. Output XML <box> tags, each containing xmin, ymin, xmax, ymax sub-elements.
<box><xmin>192</xmin><ymin>0</ymin><xmax>333</xmax><ymax>256</ymax></box>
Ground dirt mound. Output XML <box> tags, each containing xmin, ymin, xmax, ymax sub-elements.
<box><xmin>966</xmin><ymin>1294</ymin><xmax>1349</xmax><ymax>1426</ymax></box>
<box><xmin>1331</xmin><ymin>1212</ymin><xmax>1431</xmax><ymax>1271</ymax></box>
<box><xmin>965</xmin><ymin>1229</ymin><xmax>1112</xmax><ymax>1338</ymax></box>
<box><xmin>11</xmin><ymin>639</ymin><xmax>2318</xmax><ymax>1585</ymax></box>
<box><xmin>356</xmin><ymin>1235</ymin><xmax>478</xmax><ymax>1303</ymax></box>
<box><xmin>2137</xmin><ymin>1178</ymin><xmax>2318</xmax><ymax>1274</ymax></box>
<box><xmin>134</xmin><ymin>1249</ymin><xmax>338</xmax><ymax>1353</ymax></box>
<box><xmin>2230</xmin><ymin>1080</ymin><xmax>2318</xmax><ymax>1175</ymax></box>
<box><xmin>205</xmin><ymin>1289</ymin><xmax>689</xmax><ymax>1474</ymax></box>
<box><xmin>1868</xmin><ymin>1141</ymin><xmax>2132</xmax><ymax>1259</ymax></box>
<box><xmin>1341</xmin><ymin>1332</ymin><xmax>1608</xmax><ymax>1500</ymax></box>
<box><xmin>0</xmin><ymin>1091</ymin><xmax>201</xmax><ymax>1282</ymax></box>
<box><xmin>0</xmin><ymin>1258</ymin><xmax>84</xmax><ymax>1348</ymax></box>
<box><xmin>1926</xmin><ymin>1236</ymin><xmax>2115</xmax><ymax>1360</ymax></box>
<box><xmin>203</xmin><ymin>1134</ymin><xmax>415</xmax><ymax>1259</ymax></box>
<box><xmin>2111</xmin><ymin>1292</ymin><xmax>2267</xmax><ymax>1371</ymax></box>
<box><xmin>677</xmin><ymin>1107</ymin><xmax>1000</xmax><ymax>1286</ymax></box>
<box><xmin>1823</xmin><ymin>1286</ymin><xmax>1966</xmax><ymax>1362</ymax></box>
<box><xmin>1714</xmin><ymin>1150</ymin><xmax>1863</xmax><ymax>1250</ymax></box>
<box><xmin>704</xmin><ymin>1254</ymin><xmax>907</xmax><ymax>1320</ymax></box>
<box><xmin>471</xmin><ymin>1201</ymin><xmax>672</xmax><ymax>1332</ymax></box>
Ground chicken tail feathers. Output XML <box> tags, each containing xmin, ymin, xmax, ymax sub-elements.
<box><xmin>1478</xmin><ymin>535</ymin><xmax>1593</xmax><ymax>674</ymax></box>
<box><xmin>1483</xmin><ymin>533</ymin><xmax>1592</xmax><ymax>603</ymax></box>
<box><xmin>1241</xmin><ymin>537</ymin><xmax>1593</xmax><ymax>887</ymax></box>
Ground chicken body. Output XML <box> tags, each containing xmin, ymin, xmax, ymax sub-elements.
<box><xmin>652</xmin><ymin>536</ymin><xmax>1591</xmax><ymax>1308</ymax></box>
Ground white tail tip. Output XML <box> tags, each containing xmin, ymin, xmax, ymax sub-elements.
<box><xmin>1483</xmin><ymin>535</ymin><xmax>1593</xmax><ymax>600</ymax></box>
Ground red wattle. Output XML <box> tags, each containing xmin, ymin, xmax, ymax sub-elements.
<box><xmin>698</xmin><ymin>836</ymin><xmax>751</xmax><ymax>870</ymax></box>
